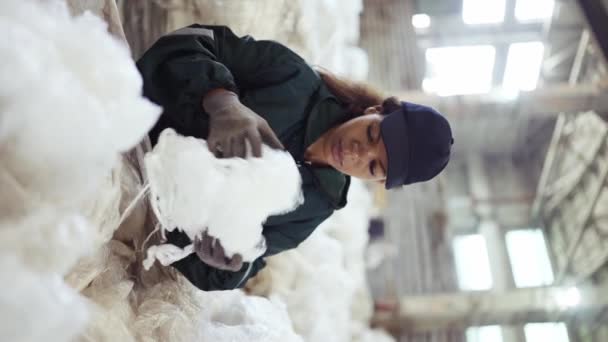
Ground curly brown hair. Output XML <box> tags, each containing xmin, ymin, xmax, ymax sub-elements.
<box><xmin>315</xmin><ymin>68</ymin><xmax>400</xmax><ymax>117</ymax></box>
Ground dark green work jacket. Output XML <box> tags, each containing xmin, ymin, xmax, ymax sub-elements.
<box><xmin>137</xmin><ymin>25</ymin><xmax>351</xmax><ymax>291</ymax></box>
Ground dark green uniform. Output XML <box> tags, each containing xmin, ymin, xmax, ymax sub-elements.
<box><xmin>137</xmin><ymin>25</ymin><xmax>351</xmax><ymax>291</ymax></box>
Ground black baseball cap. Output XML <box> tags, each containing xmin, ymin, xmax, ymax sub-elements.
<box><xmin>380</xmin><ymin>102</ymin><xmax>453</xmax><ymax>189</ymax></box>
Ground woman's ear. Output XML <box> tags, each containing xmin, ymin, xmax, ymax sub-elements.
<box><xmin>363</xmin><ymin>105</ymin><xmax>383</xmax><ymax>115</ymax></box>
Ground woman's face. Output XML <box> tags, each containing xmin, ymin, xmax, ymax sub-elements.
<box><xmin>320</xmin><ymin>106</ymin><xmax>388</xmax><ymax>181</ymax></box>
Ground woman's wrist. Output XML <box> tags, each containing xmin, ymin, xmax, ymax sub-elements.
<box><xmin>202</xmin><ymin>88</ymin><xmax>239</xmax><ymax>115</ymax></box>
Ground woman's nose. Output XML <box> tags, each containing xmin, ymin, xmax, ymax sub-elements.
<box><xmin>350</xmin><ymin>141</ymin><xmax>373</xmax><ymax>161</ymax></box>
<box><xmin>350</xmin><ymin>141</ymin><xmax>362</xmax><ymax>158</ymax></box>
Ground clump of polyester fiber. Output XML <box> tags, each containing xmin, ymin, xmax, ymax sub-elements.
<box><xmin>144</xmin><ymin>128</ymin><xmax>303</xmax><ymax>265</ymax></box>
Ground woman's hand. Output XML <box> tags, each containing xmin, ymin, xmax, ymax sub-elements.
<box><xmin>203</xmin><ymin>89</ymin><xmax>284</xmax><ymax>158</ymax></box>
<box><xmin>194</xmin><ymin>231</ymin><xmax>244</xmax><ymax>271</ymax></box>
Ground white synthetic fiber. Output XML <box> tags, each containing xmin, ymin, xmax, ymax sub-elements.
<box><xmin>143</xmin><ymin>243</ymin><xmax>195</xmax><ymax>269</ymax></box>
<box><xmin>81</xmin><ymin>237</ymin><xmax>304</xmax><ymax>342</ymax></box>
<box><xmin>0</xmin><ymin>0</ymin><xmax>160</xmax><ymax>341</ymax></box>
<box><xmin>129</xmin><ymin>275</ymin><xmax>303</xmax><ymax>342</ymax></box>
<box><xmin>0</xmin><ymin>0</ymin><xmax>160</xmax><ymax>209</ymax></box>
<box><xmin>297</xmin><ymin>0</ymin><xmax>369</xmax><ymax>80</ymax></box>
<box><xmin>144</xmin><ymin>128</ymin><xmax>303</xmax><ymax>263</ymax></box>
<box><xmin>247</xmin><ymin>180</ymin><xmax>396</xmax><ymax>342</ymax></box>
<box><xmin>0</xmin><ymin>256</ymin><xmax>90</xmax><ymax>342</ymax></box>
<box><xmin>354</xmin><ymin>328</ymin><xmax>396</xmax><ymax>342</ymax></box>
<box><xmin>0</xmin><ymin>209</ymin><xmax>93</xmax><ymax>274</ymax></box>
<box><xmin>0</xmin><ymin>178</ymin><xmax>103</xmax><ymax>342</ymax></box>
<box><xmin>197</xmin><ymin>291</ymin><xmax>304</xmax><ymax>342</ymax></box>
<box><xmin>79</xmin><ymin>241</ymin><xmax>137</xmax><ymax>342</ymax></box>
<box><xmin>62</xmin><ymin>216</ymin><xmax>305</xmax><ymax>342</ymax></box>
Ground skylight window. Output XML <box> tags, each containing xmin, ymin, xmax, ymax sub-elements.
<box><xmin>466</xmin><ymin>326</ymin><xmax>503</xmax><ymax>342</ymax></box>
<box><xmin>412</xmin><ymin>14</ymin><xmax>431</xmax><ymax>29</ymax></box>
<box><xmin>503</xmin><ymin>42</ymin><xmax>545</xmax><ymax>92</ymax></box>
<box><xmin>515</xmin><ymin>0</ymin><xmax>555</xmax><ymax>22</ymax></box>
<box><xmin>423</xmin><ymin>45</ymin><xmax>496</xmax><ymax>96</ymax></box>
<box><xmin>524</xmin><ymin>323</ymin><xmax>569</xmax><ymax>342</ymax></box>
<box><xmin>505</xmin><ymin>229</ymin><xmax>554</xmax><ymax>288</ymax></box>
<box><xmin>463</xmin><ymin>0</ymin><xmax>506</xmax><ymax>25</ymax></box>
<box><xmin>453</xmin><ymin>234</ymin><xmax>493</xmax><ymax>291</ymax></box>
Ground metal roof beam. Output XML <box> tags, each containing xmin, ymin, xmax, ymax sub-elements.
<box><xmin>577</xmin><ymin>0</ymin><xmax>608</xmax><ymax>63</ymax></box>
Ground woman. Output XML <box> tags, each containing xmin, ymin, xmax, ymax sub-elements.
<box><xmin>137</xmin><ymin>25</ymin><xmax>453</xmax><ymax>291</ymax></box>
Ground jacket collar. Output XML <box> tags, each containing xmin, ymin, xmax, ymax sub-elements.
<box><xmin>303</xmin><ymin>83</ymin><xmax>351</xmax><ymax>209</ymax></box>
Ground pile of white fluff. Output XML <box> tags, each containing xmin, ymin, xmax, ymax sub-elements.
<box><xmin>0</xmin><ymin>2</ymin><xmax>304</xmax><ymax>341</ymax></box>
<box><xmin>0</xmin><ymin>1</ymin><xmax>390</xmax><ymax>341</ymax></box>
<box><xmin>0</xmin><ymin>0</ymin><xmax>159</xmax><ymax>340</ymax></box>
<box><xmin>297</xmin><ymin>0</ymin><xmax>369</xmax><ymax>80</ymax></box>
<box><xmin>143</xmin><ymin>128</ymin><xmax>303</xmax><ymax>266</ymax></box>
<box><xmin>246</xmin><ymin>180</ymin><xmax>396</xmax><ymax>342</ymax></box>
<box><xmin>77</xmin><ymin>237</ymin><xmax>304</xmax><ymax>342</ymax></box>
<box><xmin>0</xmin><ymin>0</ymin><xmax>159</xmax><ymax>209</ymax></box>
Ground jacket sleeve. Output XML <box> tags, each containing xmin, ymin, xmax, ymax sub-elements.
<box><xmin>136</xmin><ymin>24</ymin><xmax>306</xmax><ymax>117</ymax></box>
<box><xmin>166</xmin><ymin>186</ymin><xmax>334</xmax><ymax>291</ymax></box>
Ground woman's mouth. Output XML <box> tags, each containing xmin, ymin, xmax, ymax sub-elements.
<box><xmin>332</xmin><ymin>139</ymin><xmax>343</xmax><ymax>167</ymax></box>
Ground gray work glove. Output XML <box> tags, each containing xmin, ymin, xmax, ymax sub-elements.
<box><xmin>203</xmin><ymin>90</ymin><xmax>284</xmax><ymax>158</ymax></box>
<box><xmin>194</xmin><ymin>231</ymin><xmax>244</xmax><ymax>272</ymax></box>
